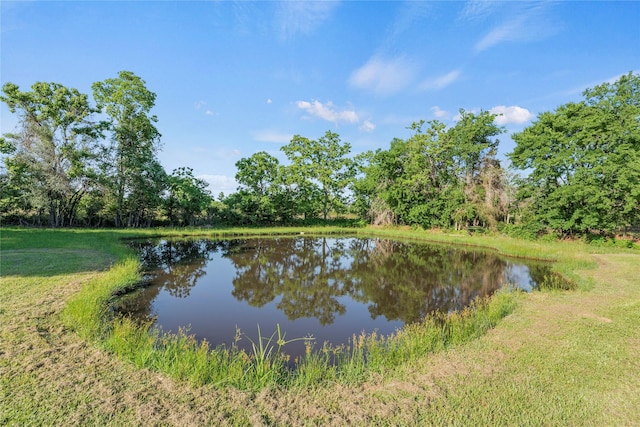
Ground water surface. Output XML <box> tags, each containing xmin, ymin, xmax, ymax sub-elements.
<box><xmin>118</xmin><ymin>236</ymin><xmax>557</xmax><ymax>359</ymax></box>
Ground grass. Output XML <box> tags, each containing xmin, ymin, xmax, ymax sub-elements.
<box><xmin>57</xmin><ymin>227</ymin><xmax>523</xmax><ymax>391</ymax></box>
<box><xmin>1</xmin><ymin>226</ymin><xmax>639</xmax><ymax>425</ymax></box>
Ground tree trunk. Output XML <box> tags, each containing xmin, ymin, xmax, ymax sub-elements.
<box><xmin>323</xmin><ymin>190</ymin><xmax>328</xmax><ymax>222</ymax></box>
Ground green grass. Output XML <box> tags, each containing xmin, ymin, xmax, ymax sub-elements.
<box><xmin>47</xmin><ymin>226</ymin><xmax>524</xmax><ymax>391</ymax></box>
<box><xmin>1</xmin><ymin>226</ymin><xmax>638</xmax><ymax>425</ymax></box>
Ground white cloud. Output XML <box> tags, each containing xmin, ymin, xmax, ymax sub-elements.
<box><xmin>419</xmin><ymin>69</ymin><xmax>461</xmax><ymax>91</ymax></box>
<box><xmin>277</xmin><ymin>1</ymin><xmax>339</xmax><ymax>39</ymax></box>
<box><xmin>349</xmin><ymin>56</ymin><xmax>417</xmax><ymax>96</ymax></box>
<box><xmin>252</xmin><ymin>129</ymin><xmax>293</xmax><ymax>144</ymax></box>
<box><xmin>205</xmin><ymin>110</ymin><xmax>215</xmax><ymax>116</ymax></box>
<box><xmin>296</xmin><ymin>100</ymin><xmax>359</xmax><ymax>124</ymax></box>
<box><xmin>359</xmin><ymin>120</ymin><xmax>376</xmax><ymax>133</ymax></box>
<box><xmin>198</xmin><ymin>174</ymin><xmax>238</xmax><ymax>197</ymax></box>
<box><xmin>266</xmin><ymin>98</ymin><xmax>273</xmax><ymax>104</ymax></box>
<box><xmin>431</xmin><ymin>106</ymin><xmax>450</xmax><ymax>119</ymax></box>
<box><xmin>489</xmin><ymin>105</ymin><xmax>534</xmax><ymax>125</ymax></box>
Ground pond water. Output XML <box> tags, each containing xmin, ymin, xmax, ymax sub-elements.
<box><xmin>117</xmin><ymin>236</ymin><xmax>559</xmax><ymax>360</ymax></box>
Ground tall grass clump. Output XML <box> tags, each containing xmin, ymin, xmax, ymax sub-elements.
<box><xmin>104</xmin><ymin>289</ymin><xmax>520</xmax><ymax>390</ymax></box>
<box><xmin>106</xmin><ymin>319</ymin><xmax>251</xmax><ymax>388</ymax></box>
<box><xmin>333</xmin><ymin>288</ymin><xmax>520</xmax><ymax>381</ymax></box>
<box><xmin>244</xmin><ymin>324</ymin><xmax>314</xmax><ymax>387</ymax></box>
<box><xmin>62</xmin><ymin>257</ymin><xmax>141</xmax><ymax>341</ymax></box>
<box><xmin>292</xmin><ymin>289</ymin><xmax>520</xmax><ymax>388</ymax></box>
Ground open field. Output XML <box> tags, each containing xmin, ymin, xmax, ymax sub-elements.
<box><xmin>1</xmin><ymin>227</ymin><xmax>639</xmax><ymax>425</ymax></box>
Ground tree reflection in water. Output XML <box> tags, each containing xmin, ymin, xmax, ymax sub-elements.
<box><xmin>228</xmin><ymin>238</ymin><xmax>355</xmax><ymax>325</ymax></box>
<box><xmin>120</xmin><ymin>237</ymin><xmax>560</xmax><ymax>335</ymax></box>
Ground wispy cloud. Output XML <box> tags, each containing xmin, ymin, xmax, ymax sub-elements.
<box><xmin>489</xmin><ymin>105</ymin><xmax>534</xmax><ymax>125</ymax></box>
<box><xmin>578</xmin><ymin>70</ymin><xmax>640</xmax><ymax>94</ymax></box>
<box><xmin>296</xmin><ymin>100</ymin><xmax>359</xmax><ymax>124</ymax></box>
<box><xmin>381</xmin><ymin>2</ymin><xmax>434</xmax><ymax>50</ymax></box>
<box><xmin>252</xmin><ymin>129</ymin><xmax>293</xmax><ymax>144</ymax></box>
<box><xmin>541</xmin><ymin>70</ymin><xmax>640</xmax><ymax>102</ymax></box>
<box><xmin>475</xmin><ymin>17</ymin><xmax>525</xmax><ymax>52</ymax></box>
<box><xmin>419</xmin><ymin>69</ymin><xmax>461</xmax><ymax>91</ymax></box>
<box><xmin>474</xmin><ymin>3</ymin><xmax>561</xmax><ymax>53</ymax></box>
<box><xmin>276</xmin><ymin>1</ymin><xmax>339</xmax><ymax>39</ymax></box>
<box><xmin>459</xmin><ymin>0</ymin><xmax>501</xmax><ymax>22</ymax></box>
<box><xmin>349</xmin><ymin>56</ymin><xmax>417</xmax><ymax>96</ymax></box>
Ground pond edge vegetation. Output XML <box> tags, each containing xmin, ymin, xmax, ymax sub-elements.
<box><xmin>54</xmin><ymin>226</ymin><xmax>608</xmax><ymax>391</ymax></box>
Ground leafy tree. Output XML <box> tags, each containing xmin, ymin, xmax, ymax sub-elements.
<box><xmin>0</xmin><ymin>81</ymin><xmax>100</xmax><ymax>226</ymax></box>
<box><xmin>356</xmin><ymin>113</ymin><xmax>506</xmax><ymax>229</ymax></box>
<box><xmin>355</xmin><ymin>123</ymin><xmax>452</xmax><ymax>227</ymax></box>
<box><xmin>92</xmin><ymin>71</ymin><xmax>164</xmax><ymax>227</ymax></box>
<box><xmin>235</xmin><ymin>151</ymin><xmax>280</xmax><ymax>196</ymax></box>
<box><xmin>510</xmin><ymin>72</ymin><xmax>640</xmax><ymax>236</ymax></box>
<box><xmin>0</xmin><ymin>137</ymin><xmax>31</xmax><ymax>223</ymax></box>
<box><xmin>234</xmin><ymin>151</ymin><xmax>285</xmax><ymax>224</ymax></box>
<box><xmin>443</xmin><ymin>110</ymin><xmax>505</xmax><ymax>229</ymax></box>
<box><xmin>164</xmin><ymin>167</ymin><xmax>212</xmax><ymax>226</ymax></box>
<box><xmin>281</xmin><ymin>131</ymin><xmax>355</xmax><ymax>221</ymax></box>
<box><xmin>127</xmin><ymin>158</ymin><xmax>167</xmax><ymax>227</ymax></box>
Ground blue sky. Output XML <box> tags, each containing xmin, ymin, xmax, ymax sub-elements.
<box><xmin>2</xmin><ymin>1</ymin><xmax>639</xmax><ymax>195</ymax></box>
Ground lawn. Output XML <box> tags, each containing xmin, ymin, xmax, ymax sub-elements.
<box><xmin>1</xmin><ymin>227</ymin><xmax>639</xmax><ymax>425</ymax></box>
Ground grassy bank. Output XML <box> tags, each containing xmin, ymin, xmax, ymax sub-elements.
<box><xmin>1</xmin><ymin>227</ymin><xmax>639</xmax><ymax>425</ymax></box>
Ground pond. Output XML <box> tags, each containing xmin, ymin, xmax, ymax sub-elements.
<box><xmin>117</xmin><ymin>235</ymin><xmax>560</xmax><ymax>360</ymax></box>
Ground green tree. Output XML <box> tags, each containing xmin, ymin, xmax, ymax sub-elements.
<box><xmin>510</xmin><ymin>72</ymin><xmax>640</xmax><ymax>236</ymax></box>
<box><xmin>234</xmin><ymin>151</ymin><xmax>279</xmax><ymax>224</ymax></box>
<box><xmin>164</xmin><ymin>167</ymin><xmax>212</xmax><ymax>226</ymax></box>
<box><xmin>356</xmin><ymin>114</ymin><xmax>505</xmax><ymax>230</ymax></box>
<box><xmin>235</xmin><ymin>151</ymin><xmax>280</xmax><ymax>196</ymax></box>
<box><xmin>92</xmin><ymin>71</ymin><xmax>164</xmax><ymax>227</ymax></box>
<box><xmin>281</xmin><ymin>131</ymin><xmax>355</xmax><ymax>221</ymax></box>
<box><xmin>0</xmin><ymin>81</ymin><xmax>100</xmax><ymax>226</ymax></box>
<box><xmin>354</xmin><ymin>122</ymin><xmax>455</xmax><ymax>227</ymax></box>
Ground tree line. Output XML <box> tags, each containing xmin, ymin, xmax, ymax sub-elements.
<box><xmin>0</xmin><ymin>71</ymin><xmax>209</xmax><ymax>228</ymax></box>
<box><xmin>1</xmin><ymin>71</ymin><xmax>638</xmax><ymax>238</ymax></box>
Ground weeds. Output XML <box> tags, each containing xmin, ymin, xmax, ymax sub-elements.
<box><xmin>16</xmin><ymin>227</ymin><xmax>533</xmax><ymax>391</ymax></box>
<box><xmin>244</xmin><ymin>324</ymin><xmax>313</xmax><ymax>387</ymax></box>
<box><xmin>97</xmin><ymin>291</ymin><xmax>519</xmax><ymax>391</ymax></box>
